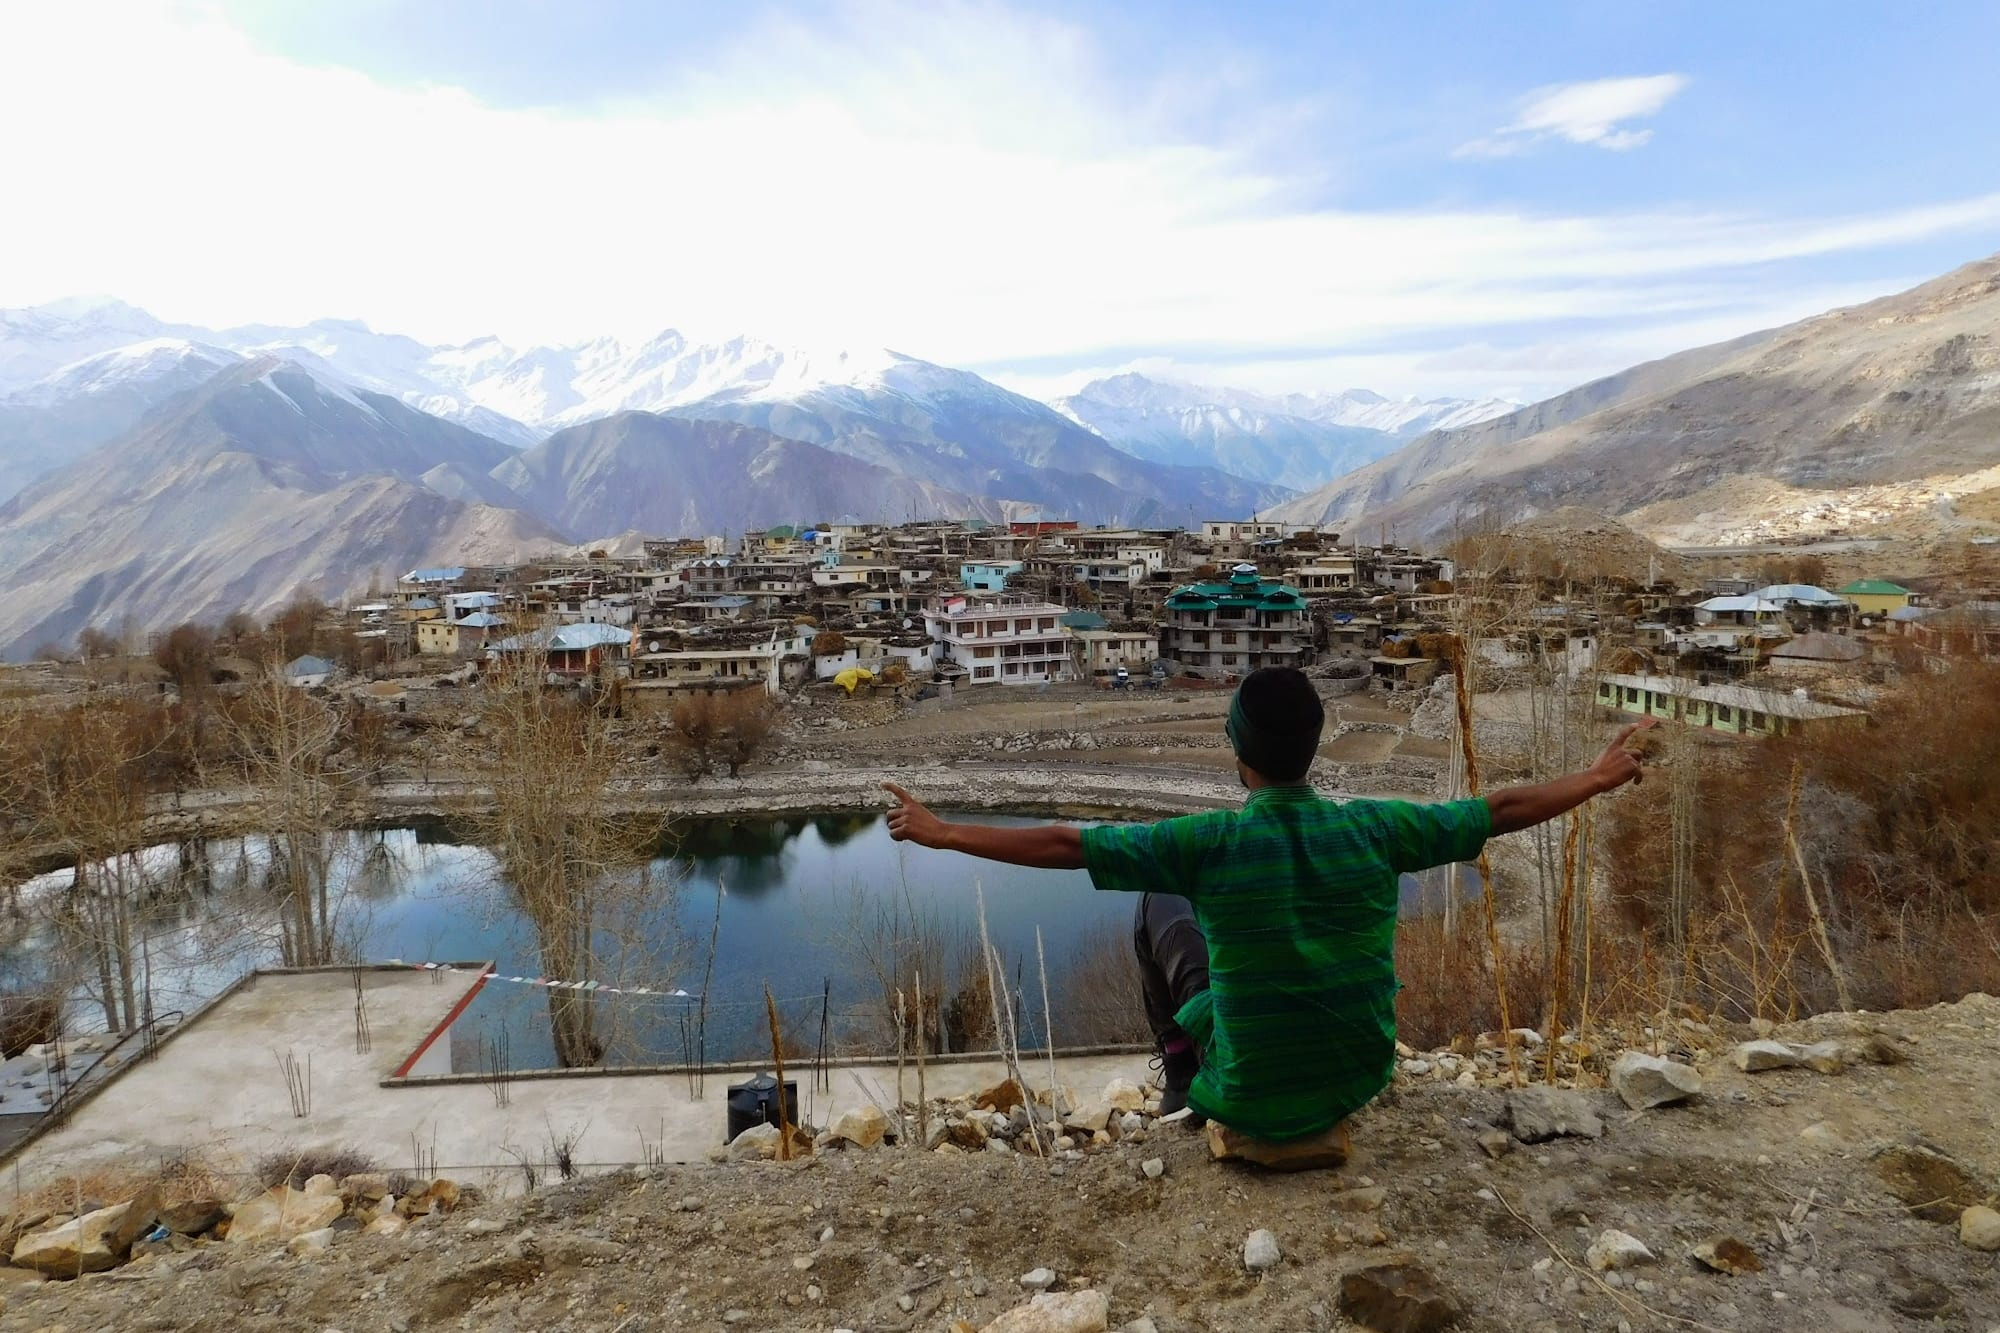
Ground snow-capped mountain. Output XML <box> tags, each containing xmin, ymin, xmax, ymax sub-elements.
<box><xmin>1052</xmin><ymin>373</ymin><xmax>1516</xmax><ymax>491</ymax></box>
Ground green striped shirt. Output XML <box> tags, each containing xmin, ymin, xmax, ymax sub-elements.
<box><xmin>1080</xmin><ymin>786</ymin><xmax>1491</xmax><ymax>1141</ymax></box>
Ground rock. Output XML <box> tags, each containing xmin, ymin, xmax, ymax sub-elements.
<box><xmin>1961</xmin><ymin>1206</ymin><xmax>2000</xmax><ymax>1252</ymax></box>
<box><xmin>977</xmin><ymin>1078</ymin><xmax>1027</xmax><ymax>1113</ymax></box>
<box><xmin>1064</xmin><ymin>1103</ymin><xmax>1112</xmax><ymax>1134</ymax></box>
<box><xmin>1121</xmin><ymin>1319</ymin><xmax>1160</xmax><ymax>1333</ymax></box>
<box><xmin>1116</xmin><ymin>1111</ymin><xmax>1145</xmax><ymax>1137</ymax></box>
<box><xmin>1732</xmin><ymin>1040</ymin><xmax>1801</xmax><ymax>1072</ymax></box>
<box><xmin>1140</xmin><ymin>1158</ymin><xmax>1165</xmax><ymax>1180</ymax></box>
<box><xmin>340</xmin><ymin>1173</ymin><xmax>390</xmax><ymax>1202</ymax></box>
<box><xmin>1503</xmin><ymin>1087</ymin><xmax>1603</xmax><ymax>1143</ymax></box>
<box><xmin>1797</xmin><ymin>1040</ymin><xmax>1845</xmax><ymax>1074</ymax></box>
<box><xmin>1851</xmin><ymin>1033</ymin><xmax>1907</xmax><ymax>1065</ymax></box>
<box><xmin>1206</xmin><ymin>1119</ymin><xmax>1350</xmax><ymax>1171</ymax></box>
<box><xmin>158</xmin><ymin>1199</ymin><xmax>228</xmax><ymax>1237</ymax></box>
<box><xmin>1338</xmin><ymin>1260</ymin><xmax>1459</xmax><ymax>1332</ymax></box>
<box><xmin>1689</xmin><ymin>1236</ymin><xmax>1762</xmax><ymax>1276</ymax></box>
<box><xmin>11</xmin><ymin>1201</ymin><xmax>143</xmax><ymax>1276</ymax></box>
<box><xmin>823</xmin><ymin>1104</ymin><xmax>889</xmax><ymax>1149</ymax></box>
<box><xmin>1609</xmin><ymin>1052</ymin><xmax>1703</xmax><ymax>1110</ymax></box>
<box><xmin>1886</xmin><ymin>1274</ymin><xmax>1956</xmax><ymax>1320</ymax></box>
<box><xmin>1872</xmin><ymin>1143</ymin><xmax>1990</xmax><ymax>1223</ymax></box>
<box><xmin>363</xmin><ymin>1215</ymin><xmax>407</xmax><ymax>1238</ymax></box>
<box><xmin>1585</xmin><ymin>1230</ymin><xmax>1655</xmax><ymax>1271</ymax></box>
<box><xmin>1243</xmin><ymin>1229</ymin><xmax>1281</xmax><ymax>1272</ymax></box>
<box><xmin>1331</xmin><ymin>1187</ymin><xmax>1387</xmax><ymax>1213</ymax></box>
<box><xmin>287</xmin><ymin>1226</ymin><xmax>335</xmax><ymax>1256</ymax></box>
<box><xmin>726</xmin><ymin>1123</ymin><xmax>813</xmax><ymax>1161</ymax></box>
<box><xmin>464</xmin><ymin>1218</ymin><xmax>506</xmax><ymax>1235</ymax></box>
<box><xmin>1019</xmin><ymin>1266</ymin><xmax>1058</xmax><ymax>1290</ymax></box>
<box><xmin>947</xmin><ymin>1117</ymin><xmax>990</xmax><ymax>1150</ymax></box>
<box><xmin>981</xmin><ymin>1289</ymin><xmax>1110</xmax><ymax>1333</ymax></box>
<box><xmin>1103</xmin><ymin>1078</ymin><xmax>1145</xmax><ymax>1113</ymax></box>
<box><xmin>224</xmin><ymin>1186</ymin><xmax>345</xmax><ymax>1243</ymax></box>
<box><xmin>1474</xmin><ymin>1129</ymin><xmax>1512</xmax><ymax>1160</ymax></box>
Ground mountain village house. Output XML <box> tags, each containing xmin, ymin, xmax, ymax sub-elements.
<box><xmin>922</xmin><ymin>592</ymin><xmax>1072</xmax><ymax>685</ymax></box>
<box><xmin>1159</xmin><ymin>564</ymin><xmax>1313</xmax><ymax>678</ymax></box>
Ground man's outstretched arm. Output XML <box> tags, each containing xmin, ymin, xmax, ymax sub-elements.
<box><xmin>1484</xmin><ymin>719</ymin><xmax>1656</xmax><ymax>836</ymax></box>
<box><xmin>882</xmin><ymin>783</ymin><xmax>1086</xmax><ymax>869</ymax></box>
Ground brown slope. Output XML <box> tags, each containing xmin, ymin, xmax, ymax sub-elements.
<box><xmin>1271</xmin><ymin>253</ymin><xmax>2000</xmax><ymax>541</ymax></box>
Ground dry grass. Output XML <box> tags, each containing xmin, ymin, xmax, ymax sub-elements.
<box><xmin>1047</xmin><ymin>917</ymin><xmax>1150</xmax><ymax>1047</ymax></box>
<box><xmin>12</xmin><ymin>1151</ymin><xmax>242</xmax><ymax>1216</ymax></box>
<box><xmin>254</xmin><ymin>1145</ymin><xmax>379</xmax><ymax>1191</ymax></box>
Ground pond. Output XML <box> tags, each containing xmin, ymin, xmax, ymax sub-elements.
<box><xmin>2</xmin><ymin>812</ymin><xmax>1477</xmax><ymax>1072</ymax></box>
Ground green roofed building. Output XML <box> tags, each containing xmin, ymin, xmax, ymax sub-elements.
<box><xmin>1160</xmin><ymin>563</ymin><xmax>1313</xmax><ymax>679</ymax></box>
<box><xmin>1836</xmin><ymin>579</ymin><xmax>1914</xmax><ymax>616</ymax></box>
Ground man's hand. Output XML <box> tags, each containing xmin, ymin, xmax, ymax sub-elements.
<box><xmin>1589</xmin><ymin>719</ymin><xmax>1658</xmax><ymax>792</ymax></box>
<box><xmin>884</xmin><ymin>782</ymin><xmax>950</xmax><ymax>849</ymax></box>
<box><xmin>880</xmin><ymin>783</ymin><xmax>1087</xmax><ymax>868</ymax></box>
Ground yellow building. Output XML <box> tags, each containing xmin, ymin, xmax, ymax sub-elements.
<box><xmin>1838</xmin><ymin>580</ymin><xmax>1914</xmax><ymax>617</ymax></box>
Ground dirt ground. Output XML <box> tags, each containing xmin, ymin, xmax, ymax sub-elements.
<box><xmin>8</xmin><ymin>994</ymin><xmax>1996</xmax><ymax>1333</ymax></box>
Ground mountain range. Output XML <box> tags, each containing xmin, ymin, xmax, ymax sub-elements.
<box><xmin>1052</xmin><ymin>374</ymin><xmax>1514</xmax><ymax>490</ymax></box>
<box><xmin>3</xmin><ymin>251</ymin><xmax>1996</xmax><ymax>656</ymax></box>
<box><xmin>1268</xmin><ymin>253</ymin><xmax>2000</xmax><ymax>542</ymax></box>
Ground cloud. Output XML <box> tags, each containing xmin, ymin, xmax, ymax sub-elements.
<box><xmin>1457</xmin><ymin>74</ymin><xmax>1689</xmax><ymax>158</ymax></box>
<box><xmin>0</xmin><ymin>9</ymin><xmax>1990</xmax><ymax>402</ymax></box>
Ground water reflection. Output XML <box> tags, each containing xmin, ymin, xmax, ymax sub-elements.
<box><xmin>1</xmin><ymin>812</ymin><xmax>1480</xmax><ymax>1072</ymax></box>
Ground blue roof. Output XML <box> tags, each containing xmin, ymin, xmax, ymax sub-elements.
<box><xmin>454</xmin><ymin>612</ymin><xmax>507</xmax><ymax>628</ymax></box>
<box><xmin>1753</xmin><ymin>584</ymin><xmax>1847</xmax><ymax>604</ymax></box>
<box><xmin>285</xmin><ymin>654</ymin><xmax>333</xmax><ymax>676</ymax></box>
<box><xmin>404</xmin><ymin>597</ymin><xmax>439</xmax><ymax>610</ymax></box>
<box><xmin>403</xmin><ymin>566</ymin><xmax>466</xmax><ymax>583</ymax></box>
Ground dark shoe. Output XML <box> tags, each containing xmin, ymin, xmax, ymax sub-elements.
<box><xmin>1151</xmin><ymin>1034</ymin><xmax>1199</xmax><ymax>1117</ymax></box>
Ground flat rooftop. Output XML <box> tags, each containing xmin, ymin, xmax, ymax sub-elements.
<box><xmin>4</xmin><ymin>968</ymin><xmax>1149</xmax><ymax>1194</ymax></box>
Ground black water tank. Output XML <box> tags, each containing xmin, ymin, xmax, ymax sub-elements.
<box><xmin>725</xmin><ymin>1073</ymin><xmax>800</xmax><ymax>1142</ymax></box>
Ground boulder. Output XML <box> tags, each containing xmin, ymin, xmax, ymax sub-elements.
<box><xmin>1207</xmin><ymin>1119</ymin><xmax>1350</xmax><ymax>1172</ymax></box>
<box><xmin>301</xmin><ymin>1174</ymin><xmax>339</xmax><ymax>1197</ymax></box>
<box><xmin>1338</xmin><ymin>1260</ymin><xmax>1459</xmax><ymax>1333</ymax></box>
<box><xmin>1609</xmin><ymin>1052</ymin><xmax>1702</xmax><ymax>1110</ymax></box>
<box><xmin>980</xmin><ymin>1289</ymin><xmax>1110</xmax><ymax>1333</ymax></box>
<box><xmin>340</xmin><ymin>1173</ymin><xmax>390</xmax><ymax>1203</ymax></box>
<box><xmin>1585</xmin><ymin>1229</ymin><xmax>1655</xmax><ymax>1271</ymax></box>
<box><xmin>11</xmin><ymin>1202</ymin><xmax>142</xmax><ymax>1276</ymax></box>
<box><xmin>1063</xmin><ymin>1103</ymin><xmax>1112</xmax><ymax>1134</ymax></box>
<box><xmin>1018</xmin><ymin>1266</ymin><xmax>1058</xmax><ymax>1290</ymax></box>
<box><xmin>1503</xmin><ymin>1087</ymin><xmax>1603</xmax><ymax>1143</ymax></box>
<box><xmin>1960</xmin><ymin>1206</ymin><xmax>2000</xmax><ymax>1253</ymax></box>
<box><xmin>158</xmin><ymin>1198</ymin><xmax>228</xmax><ymax>1237</ymax></box>
<box><xmin>1331</xmin><ymin>1187</ymin><xmax>1387</xmax><ymax>1213</ymax></box>
<box><xmin>1872</xmin><ymin>1144</ymin><xmax>1990</xmax><ymax>1223</ymax></box>
<box><xmin>977</xmin><ymin>1078</ymin><xmax>1027</xmax><ymax>1114</ymax></box>
<box><xmin>1731</xmin><ymin>1040</ymin><xmax>1801</xmax><ymax>1072</ymax></box>
<box><xmin>946</xmin><ymin>1117</ymin><xmax>990</xmax><ymax>1151</ymax></box>
<box><xmin>286</xmin><ymin>1226</ymin><xmax>335</xmax><ymax>1256</ymax></box>
<box><xmin>1689</xmin><ymin>1236</ymin><xmax>1763</xmax><ymax>1276</ymax></box>
<box><xmin>363</xmin><ymin>1214</ymin><xmax>408</xmax><ymax>1238</ymax></box>
<box><xmin>1102</xmin><ymin>1079</ymin><xmax>1145</xmax><ymax>1113</ymax></box>
<box><xmin>224</xmin><ymin>1186</ymin><xmax>346</xmax><ymax>1244</ymax></box>
<box><xmin>1243</xmin><ymin>1229</ymin><xmax>1281</xmax><ymax>1272</ymax></box>
<box><xmin>1796</xmin><ymin>1040</ymin><xmax>1845</xmax><ymax>1074</ymax></box>
<box><xmin>823</xmin><ymin>1104</ymin><xmax>889</xmax><ymax>1149</ymax></box>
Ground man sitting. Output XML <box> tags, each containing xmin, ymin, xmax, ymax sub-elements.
<box><xmin>883</xmin><ymin>666</ymin><xmax>1651</xmax><ymax>1147</ymax></box>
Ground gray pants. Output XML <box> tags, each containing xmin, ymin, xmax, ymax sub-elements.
<box><xmin>1132</xmin><ymin>892</ymin><xmax>1210</xmax><ymax>1041</ymax></box>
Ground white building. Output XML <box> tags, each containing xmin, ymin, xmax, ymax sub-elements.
<box><xmin>923</xmin><ymin>592</ymin><xmax>1073</xmax><ymax>685</ymax></box>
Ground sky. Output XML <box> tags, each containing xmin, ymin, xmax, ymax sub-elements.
<box><xmin>3</xmin><ymin>0</ymin><xmax>1998</xmax><ymax>403</ymax></box>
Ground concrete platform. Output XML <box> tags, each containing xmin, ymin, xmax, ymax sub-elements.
<box><xmin>3</xmin><ymin>968</ymin><xmax>1152</xmax><ymax>1196</ymax></box>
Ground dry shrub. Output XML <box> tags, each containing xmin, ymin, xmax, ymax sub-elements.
<box><xmin>20</xmin><ymin>1152</ymin><xmax>236</xmax><ymax>1214</ymax></box>
<box><xmin>0</xmin><ymin>993</ymin><xmax>64</xmax><ymax>1059</ymax></box>
<box><xmin>1394</xmin><ymin>916</ymin><xmax>1550</xmax><ymax>1051</ymax></box>
<box><xmin>1048</xmin><ymin>918</ymin><xmax>1150</xmax><ymax>1046</ymax></box>
<box><xmin>1604</xmin><ymin>658</ymin><xmax>2000</xmax><ymax>1018</ymax></box>
<box><xmin>254</xmin><ymin>1145</ymin><xmax>378</xmax><ymax>1190</ymax></box>
<box><xmin>665</xmin><ymin>689</ymin><xmax>781</xmax><ymax>780</ymax></box>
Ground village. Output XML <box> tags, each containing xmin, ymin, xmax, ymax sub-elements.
<box><xmin>184</xmin><ymin>512</ymin><xmax>1993</xmax><ymax>749</ymax></box>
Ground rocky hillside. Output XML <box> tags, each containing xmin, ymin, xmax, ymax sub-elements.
<box><xmin>3</xmin><ymin>995</ymin><xmax>1995</xmax><ymax>1331</ymax></box>
<box><xmin>0</xmin><ymin>360</ymin><xmax>557</xmax><ymax>656</ymax></box>
<box><xmin>1271</xmin><ymin>253</ymin><xmax>2000</xmax><ymax>544</ymax></box>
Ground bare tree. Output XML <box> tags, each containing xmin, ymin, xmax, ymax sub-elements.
<box><xmin>223</xmin><ymin>663</ymin><xmax>359</xmax><ymax>966</ymax></box>
<box><xmin>453</xmin><ymin>642</ymin><xmax>676</xmax><ymax>1067</ymax></box>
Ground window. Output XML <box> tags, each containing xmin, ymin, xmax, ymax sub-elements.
<box><xmin>1039</xmin><ymin>618</ymin><xmax>1055</xmax><ymax>632</ymax></box>
<box><xmin>1222</xmin><ymin>632</ymin><xmax>1237</xmax><ymax>645</ymax></box>
<box><xmin>1015</xmin><ymin>619</ymin><xmax>1032</xmax><ymax>633</ymax></box>
<box><xmin>975</xmin><ymin>666</ymin><xmax>995</xmax><ymax>679</ymax></box>
<box><xmin>1223</xmin><ymin>654</ymin><xmax>1238</xmax><ymax>666</ymax></box>
<box><xmin>1004</xmin><ymin>662</ymin><xmax>1019</xmax><ymax>676</ymax></box>
<box><xmin>975</xmin><ymin>646</ymin><xmax>994</xmax><ymax>659</ymax></box>
<box><xmin>1716</xmin><ymin>705</ymin><xmax>1733</xmax><ymax>722</ymax></box>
